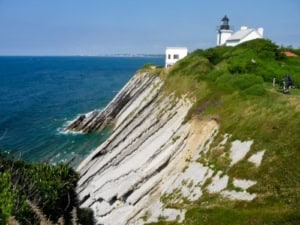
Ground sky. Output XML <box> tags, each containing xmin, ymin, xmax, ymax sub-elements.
<box><xmin>0</xmin><ymin>0</ymin><xmax>299</xmax><ymax>56</ymax></box>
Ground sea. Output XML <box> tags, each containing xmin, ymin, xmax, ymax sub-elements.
<box><xmin>0</xmin><ymin>56</ymin><xmax>164</xmax><ymax>166</ymax></box>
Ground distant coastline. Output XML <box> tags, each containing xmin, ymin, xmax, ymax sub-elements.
<box><xmin>0</xmin><ymin>54</ymin><xmax>165</xmax><ymax>58</ymax></box>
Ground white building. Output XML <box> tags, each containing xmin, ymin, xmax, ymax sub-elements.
<box><xmin>225</xmin><ymin>26</ymin><xmax>263</xmax><ymax>46</ymax></box>
<box><xmin>165</xmin><ymin>47</ymin><xmax>188</xmax><ymax>68</ymax></box>
<box><xmin>217</xmin><ymin>16</ymin><xmax>264</xmax><ymax>47</ymax></box>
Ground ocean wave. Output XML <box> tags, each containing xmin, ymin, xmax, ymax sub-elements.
<box><xmin>57</xmin><ymin>109</ymin><xmax>102</xmax><ymax>135</ymax></box>
<box><xmin>56</xmin><ymin>111</ymin><xmax>96</xmax><ymax>135</ymax></box>
<box><xmin>56</xmin><ymin>126</ymin><xmax>84</xmax><ymax>135</ymax></box>
<box><xmin>49</xmin><ymin>151</ymin><xmax>77</xmax><ymax>166</ymax></box>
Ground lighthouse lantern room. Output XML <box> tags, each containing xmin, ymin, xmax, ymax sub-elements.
<box><xmin>217</xmin><ymin>15</ymin><xmax>234</xmax><ymax>46</ymax></box>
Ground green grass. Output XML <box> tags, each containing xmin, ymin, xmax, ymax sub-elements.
<box><xmin>148</xmin><ymin>39</ymin><xmax>300</xmax><ymax>225</ymax></box>
<box><xmin>147</xmin><ymin>222</ymin><xmax>181</xmax><ymax>225</ymax></box>
<box><xmin>183</xmin><ymin>203</ymin><xmax>300</xmax><ymax>225</ymax></box>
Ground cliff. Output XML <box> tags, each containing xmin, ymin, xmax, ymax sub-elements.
<box><xmin>67</xmin><ymin>71</ymin><xmax>217</xmax><ymax>224</ymax></box>
<box><xmin>66</xmin><ymin>72</ymin><xmax>259</xmax><ymax>225</ymax></box>
<box><xmin>66</xmin><ymin>39</ymin><xmax>300</xmax><ymax>225</ymax></box>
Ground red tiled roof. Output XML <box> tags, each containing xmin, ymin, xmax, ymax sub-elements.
<box><xmin>284</xmin><ymin>51</ymin><xmax>297</xmax><ymax>57</ymax></box>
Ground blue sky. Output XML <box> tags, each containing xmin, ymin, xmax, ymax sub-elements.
<box><xmin>0</xmin><ymin>0</ymin><xmax>299</xmax><ymax>55</ymax></box>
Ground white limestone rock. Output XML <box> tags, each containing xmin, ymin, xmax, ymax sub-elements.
<box><xmin>139</xmin><ymin>202</ymin><xmax>185</xmax><ymax>224</ymax></box>
<box><xmin>221</xmin><ymin>190</ymin><xmax>256</xmax><ymax>201</ymax></box>
<box><xmin>207</xmin><ymin>171</ymin><xmax>229</xmax><ymax>193</ymax></box>
<box><xmin>248</xmin><ymin>150</ymin><xmax>265</xmax><ymax>167</ymax></box>
<box><xmin>230</xmin><ymin>140</ymin><xmax>253</xmax><ymax>166</ymax></box>
<box><xmin>233</xmin><ymin>178</ymin><xmax>257</xmax><ymax>190</ymax></box>
<box><xmin>164</xmin><ymin>162</ymin><xmax>213</xmax><ymax>202</ymax></box>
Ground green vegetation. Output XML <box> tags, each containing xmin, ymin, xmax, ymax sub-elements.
<box><xmin>0</xmin><ymin>172</ymin><xmax>15</xmax><ymax>224</ymax></box>
<box><xmin>147</xmin><ymin>221</ymin><xmax>180</xmax><ymax>225</ymax></box>
<box><xmin>148</xmin><ymin>39</ymin><xmax>300</xmax><ymax>225</ymax></box>
<box><xmin>138</xmin><ymin>63</ymin><xmax>165</xmax><ymax>76</ymax></box>
<box><xmin>0</xmin><ymin>154</ymin><xmax>95</xmax><ymax>225</ymax></box>
<box><xmin>168</xmin><ymin>39</ymin><xmax>300</xmax><ymax>93</ymax></box>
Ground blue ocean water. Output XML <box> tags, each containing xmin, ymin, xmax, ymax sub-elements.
<box><xmin>0</xmin><ymin>56</ymin><xmax>164</xmax><ymax>166</ymax></box>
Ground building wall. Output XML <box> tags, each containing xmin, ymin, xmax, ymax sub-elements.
<box><xmin>226</xmin><ymin>40</ymin><xmax>240</xmax><ymax>46</ymax></box>
<box><xmin>217</xmin><ymin>30</ymin><xmax>233</xmax><ymax>46</ymax></box>
<box><xmin>257</xmin><ymin>28</ymin><xmax>264</xmax><ymax>36</ymax></box>
<box><xmin>240</xmin><ymin>31</ymin><xmax>262</xmax><ymax>44</ymax></box>
<box><xmin>225</xmin><ymin>31</ymin><xmax>263</xmax><ymax>46</ymax></box>
<box><xmin>165</xmin><ymin>48</ymin><xmax>188</xmax><ymax>68</ymax></box>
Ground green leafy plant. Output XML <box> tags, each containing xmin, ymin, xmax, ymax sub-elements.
<box><xmin>0</xmin><ymin>155</ymin><xmax>95</xmax><ymax>225</ymax></box>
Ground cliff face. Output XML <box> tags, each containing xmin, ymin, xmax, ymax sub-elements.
<box><xmin>66</xmin><ymin>72</ymin><xmax>217</xmax><ymax>224</ymax></box>
<box><xmin>67</xmin><ymin>71</ymin><xmax>265</xmax><ymax>225</ymax></box>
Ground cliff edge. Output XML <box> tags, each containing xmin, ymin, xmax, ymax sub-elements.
<box><xmin>66</xmin><ymin>39</ymin><xmax>300</xmax><ymax>225</ymax></box>
<box><xmin>67</xmin><ymin>71</ymin><xmax>219</xmax><ymax>224</ymax></box>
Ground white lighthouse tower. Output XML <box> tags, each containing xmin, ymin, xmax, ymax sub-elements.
<box><xmin>217</xmin><ymin>15</ymin><xmax>233</xmax><ymax>46</ymax></box>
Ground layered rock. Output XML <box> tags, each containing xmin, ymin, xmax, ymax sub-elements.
<box><xmin>68</xmin><ymin>72</ymin><xmax>219</xmax><ymax>224</ymax></box>
<box><xmin>65</xmin><ymin>72</ymin><xmax>160</xmax><ymax>133</ymax></box>
<box><xmin>70</xmin><ymin>71</ymin><xmax>262</xmax><ymax>225</ymax></box>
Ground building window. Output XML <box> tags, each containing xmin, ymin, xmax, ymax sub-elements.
<box><xmin>168</xmin><ymin>54</ymin><xmax>171</xmax><ymax>59</ymax></box>
<box><xmin>173</xmin><ymin>54</ymin><xmax>179</xmax><ymax>59</ymax></box>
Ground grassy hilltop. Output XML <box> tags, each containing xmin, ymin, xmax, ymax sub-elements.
<box><xmin>148</xmin><ymin>39</ymin><xmax>300</xmax><ymax>225</ymax></box>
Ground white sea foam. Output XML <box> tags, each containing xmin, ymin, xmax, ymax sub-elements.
<box><xmin>56</xmin><ymin>127</ymin><xmax>84</xmax><ymax>135</ymax></box>
<box><xmin>57</xmin><ymin>109</ymin><xmax>103</xmax><ymax>135</ymax></box>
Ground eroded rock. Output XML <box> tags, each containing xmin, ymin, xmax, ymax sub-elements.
<box><xmin>73</xmin><ymin>72</ymin><xmax>219</xmax><ymax>224</ymax></box>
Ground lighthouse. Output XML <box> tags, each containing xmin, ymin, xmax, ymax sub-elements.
<box><xmin>217</xmin><ymin>15</ymin><xmax>234</xmax><ymax>46</ymax></box>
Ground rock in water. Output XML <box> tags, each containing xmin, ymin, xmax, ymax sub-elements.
<box><xmin>65</xmin><ymin>72</ymin><xmax>158</xmax><ymax>133</ymax></box>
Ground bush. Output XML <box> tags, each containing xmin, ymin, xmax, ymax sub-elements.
<box><xmin>203</xmin><ymin>46</ymin><xmax>230</xmax><ymax>65</ymax></box>
<box><xmin>243</xmin><ymin>84</ymin><xmax>266</xmax><ymax>96</ymax></box>
<box><xmin>141</xmin><ymin>63</ymin><xmax>156</xmax><ymax>70</ymax></box>
<box><xmin>78</xmin><ymin>208</ymin><xmax>96</xmax><ymax>225</ymax></box>
<box><xmin>169</xmin><ymin>51</ymin><xmax>211</xmax><ymax>78</ymax></box>
<box><xmin>215</xmin><ymin>73</ymin><xmax>265</xmax><ymax>95</ymax></box>
<box><xmin>215</xmin><ymin>73</ymin><xmax>235</xmax><ymax>91</ymax></box>
<box><xmin>231</xmin><ymin>74</ymin><xmax>264</xmax><ymax>90</ymax></box>
<box><xmin>237</xmin><ymin>39</ymin><xmax>280</xmax><ymax>60</ymax></box>
<box><xmin>0</xmin><ymin>155</ymin><xmax>81</xmax><ymax>225</ymax></box>
<box><xmin>0</xmin><ymin>171</ymin><xmax>15</xmax><ymax>224</ymax></box>
<box><xmin>204</xmin><ymin>69</ymin><xmax>227</xmax><ymax>82</ymax></box>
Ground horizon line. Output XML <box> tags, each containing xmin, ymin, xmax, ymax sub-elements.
<box><xmin>0</xmin><ymin>53</ymin><xmax>165</xmax><ymax>57</ymax></box>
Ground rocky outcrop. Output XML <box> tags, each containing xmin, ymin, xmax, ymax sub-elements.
<box><xmin>69</xmin><ymin>71</ymin><xmax>218</xmax><ymax>224</ymax></box>
<box><xmin>65</xmin><ymin>72</ymin><xmax>160</xmax><ymax>133</ymax></box>
<box><xmin>71</xmin><ymin>71</ymin><xmax>262</xmax><ymax>225</ymax></box>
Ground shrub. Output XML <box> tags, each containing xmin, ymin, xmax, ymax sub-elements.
<box><xmin>237</xmin><ymin>39</ymin><xmax>280</xmax><ymax>60</ymax></box>
<box><xmin>0</xmin><ymin>171</ymin><xmax>15</xmax><ymax>224</ymax></box>
<box><xmin>203</xmin><ymin>46</ymin><xmax>229</xmax><ymax>65</ymax></box>
<box><xmin>215</xmin><ymin>73</ymin><xmax>265</xmax><ymax>95</ymax></box>
<box><xmin>243</xmin><ymin>84</ymin><xmax>266</xmax><ymax>96</ymax></box>
<box><xmin>168</xmin><ymin>49</ymin><xmax>212</xmax><ymax>79</ymax></box>
<box><xmin>78</xmin><ymin>208</ymin><xmax>95</xmax><ymax>225</ymax></box>
<box><xmin>204</xmin><ymin>69</ymin><xmax>227</xmax><ymax>82</ymax></box>
<box><xmin>0</xmin><ymin>155</ymin><xmax>81</xmax><ymax>225</ymax></box>
<box><xmin>215</xmin><ymin>73</ymin><xmax>235</xmax><ymax>91</ymax></box>
<box><xmin>141</xmin><ymin>63</ymin><xmax>156</xmax><ymax>70</ymax></box>
<box><xmin>231</xmin><ymin>74</ymin><xmax>264</xmax><ymax>90</ymax></box>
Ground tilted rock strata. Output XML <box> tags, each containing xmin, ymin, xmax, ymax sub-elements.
<box><xmin>65</xmin><ymin>72</ymin><xmax>160</xmax><ymax>133</ymax></box>
<box><xmin>72</xmin><ymin>72</ymin><xmax>261</xmax><ymax>225</ymax></box>
<box><xmin>72</xmin><ymin>72</ymin><xmax>219</xmax><ymax>224</ymax></box>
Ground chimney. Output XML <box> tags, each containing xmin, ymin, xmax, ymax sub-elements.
<box><xmin>257</xmin><ymin>27</ymin><xmax>264</xmax><ymax>37</ymax></box>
